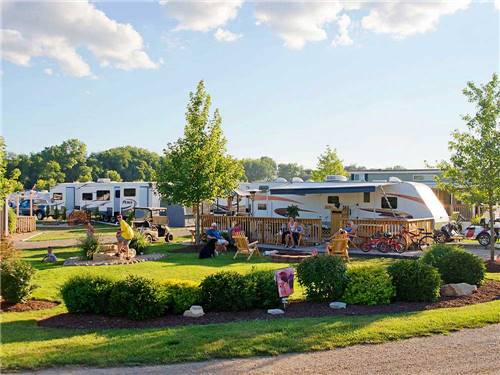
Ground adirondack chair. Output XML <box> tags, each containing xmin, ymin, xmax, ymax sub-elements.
<box><xmin>233</xmin><ymin>233</ymin><xmax>260</xmax><ymax>260</ymax></box>
<box><xmin>327</xmin><ymin>232</ymin><xmax>349</xmax><ymax>261</ymax></box>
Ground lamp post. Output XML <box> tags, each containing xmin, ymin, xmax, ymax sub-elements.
<box><xmin>247</xmin><ymin>189</ymin><xmax>259</xmax><ymax>217</ymax></box>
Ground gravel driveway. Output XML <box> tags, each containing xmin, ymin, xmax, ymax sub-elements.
<box><xmin>23</xmin><ymin>324</ymin><xmax>500</xmax><ymax>375</ymax></box>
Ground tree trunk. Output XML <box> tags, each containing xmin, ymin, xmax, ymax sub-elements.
<box><xmin>489</xmin><ymin>204</ymin><xmax>496</xmax><ymax>262</ymax></box>
<box><xmin>195</xmin><ymin>202</ymin><xmax>201</xmax><ymax>245</ymax></box>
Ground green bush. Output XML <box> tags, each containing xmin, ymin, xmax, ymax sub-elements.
<box><xmin>422</xmin><ymin>244</ymin><xmax>485</xmax><ymax>285</ymax></box>
<box><xmin>61</xmin><ymin>207</ymin><xmax>67</xmax><ymax>220</ymax></box>
<box><xmin>343</xmin><ymin>267</ymin><xmax>395</xmax><ymax>305</ymax></box>
<box><xmin>200</xmin><ymin>271</ymin><xmax>252</xmax><ymax>311</ymax></box>
<box><xmin>61</xmin><ymin>275</ymin><xmax>114</xmax><ymax>314</ymax></box>
<box><xmin>244</xmin><ymin>270</ymin><xmax>281</xmax><ymax>309</ymax></box>
<box><xmin>7</xmin><ymin>208</ymin><xmax>16</xmax><ymax>234</ymax></box>
<box><xmin>388</xmin><ymin>260</ymin><xmax>441</xmax><ymax>302</ymax></box>
<box><xmin>0</xmin><ymin>259</ymin><xmax>37</xmax><ymax>303</ymax></box>
<box><xmin>163</xmin><ymin>280</ymin><xmax>201</xmax><ymax>314</ymax></box>
<box><xmin>109</xmin><ymin>275</ymin><xmax>167</xmax><ymax>320</ymax></box>
<box><xmin>53</xmin><ymin>206</ymin><xmax>60</xmax><ymax>220</ymax></box>
<box><xmin>129</xmin><ymin>231</ymin><xmax>150</xmax><ymax>253</ymax></box>
<box><xmin>297</xmin><ymin>256</ymin><xmax>347</xmax><ymax>302</ymax></box>
<box><xmin>78</xmin><ymin>235</ymin><xmax>102</xmax><ymax>260</ymax></box>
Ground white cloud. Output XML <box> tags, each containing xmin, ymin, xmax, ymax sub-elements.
<box><xmin>254</xmin><ymin>1</ymin><xmax>346</xmax><ymax>49</ymax></box>
<box><xmin>361</xmin><ymin>0</ymin><xmax>471</xmax><ymax>37</ymax></box>
<box><xmin>160</xmin><ymin>0</ymin><xmax>243</xmax><ymax>32</ymax></box>
<box><xmin>214</xmin><ymin>28</ymin><xmax>242</xmax><ymax>42</ymax></box>
<box><xmin>44</xmin><ymin>68</ymin><xmax>53</xmax><ymax>76</ymax></box>
<box><xmin>332</xmin><ymin>14</ymin><xmax>353</xmax><ymax>47</ymax></box>
<box><xmin>1</xmin><ymin>1</ymin><xmax>158</xmax><ymax>77</ymax></box>
<box><xmin>495</xmin><ymin>0</ymin><xmax>500</xmax><ymax>10</ymax></box>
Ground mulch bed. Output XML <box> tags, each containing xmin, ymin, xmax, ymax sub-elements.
<box><xmin>38</xmin><ymin>280</ymin><xmax>500</xmax><ymax>330</ymax></box>
<box><xmin>485</xmin><ymin>260</ymin><xmax>500</xmax><ymax>273</ymax></box>
<box><xmin>1</xmin><ymin>299</ymin><xmax>59</xmax><ymax>313</ymax></box>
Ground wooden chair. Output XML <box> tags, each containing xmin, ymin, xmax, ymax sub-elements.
<box><xmin>233</xmin><ymin>233</ymin><xmax>260</xmax><ymax>260</ymax></box>
<box><xmin>327</xmin><ymin>233</ymin><xmax>349</xmax><ymax>261</ymax></box>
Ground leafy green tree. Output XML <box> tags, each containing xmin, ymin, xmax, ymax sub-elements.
<box><xmin>157</xmin><ymin>81</ymin><xmax>243</xmax><ymax>243</ymax></box>
<box><xmin>286</xmin><ymin>205</ymin><xmax>299</xmax><ymax>219</ymax></box>
<box><xmin>106</xmin><ymin>170</ymin><xmax>122</xmax><ymax>182</ymax></box>
<box><xmin>437</xmin><ymin>73</ymin><xmax>500</xmax><ymax>261</ymax></box>
<box><xmin>277</xmin><ymin>163</ymin><xmax>304</xmax><ymax>182</ymax></box>
<box><xmin>77</xmin><ymin>166</ymin><xmax>93</xmax><ymax>182</ymax></box>
<box><xmin>310</xmin><ymin>146</ymin><xmax>347</xmax><ymax>182</ymax></box>
<box><xmin>242</xmin><ymin>156</ymin><xmax>277</xmax><ymax>182</ymax></box>
<box><xmin>0</xmin><ymin>137</ymin><xmax>22</xmax><ymax>205</ymax></box>
<box><xmin>35</xmin><ymin>160</ymin><xmax>65</xmax><ymax>189</ymax></box>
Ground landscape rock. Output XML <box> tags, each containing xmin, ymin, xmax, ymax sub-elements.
<box><xmin>441</xmin><ymin>283</ymin><xmax>477</xmax><ymax>297</ymax></box>
<box><xmin>329</xmin><ymin>301</ymin><xmax>347</xmax><ymax>309</ymax></box>
<box><xmin>183</xmin><ymin>305</ymin><xmax>205</xmax><ymax>318</ymax></box>
<box><xmin>267</xmin><ymin>308</ymin><xmax>285</xmax><ymax>315</ymax></box>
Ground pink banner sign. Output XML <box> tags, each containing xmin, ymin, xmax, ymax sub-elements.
<box><xmin>275</xmin><ymin>268</ymin><xmax>295</xmax><ymax>298</ymax></box>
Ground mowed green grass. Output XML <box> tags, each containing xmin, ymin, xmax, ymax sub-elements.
<box><xmin>27</xmin><ymin>224</ymin><xmax>118</xmax><ymax>242</ymax></box>
<box><xmin>1</xmin><ymin>242</ymin><xmax>499</xmax><ymax>370</ymax></box>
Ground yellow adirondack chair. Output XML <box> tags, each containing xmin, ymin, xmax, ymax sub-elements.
<box><xmin>327</xmin><ymin>232</ymin><xmax>349</xmax><ymax>261</ymax></box>
<box><xmin>233</xmin><ymin>233</ymin><xmax>260</xmax><ymax>260</ymax></box>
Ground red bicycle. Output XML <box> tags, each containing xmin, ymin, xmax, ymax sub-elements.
<box><xmin>361</xmin><ymin>232</ymin><xmax>403</xmax><ymax>253</ymax></box>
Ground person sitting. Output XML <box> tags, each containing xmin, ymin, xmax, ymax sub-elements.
<box><xmin>325</xmin><ymin>228</ymin><xmax>348</xmax><ymax>254</ymax></box>
<box><xmin>42</xmin><ymin>247</ymin><xmax>57</xmax><ymax>263</ymax></box>
<box><xmin>206</xmin><ymin>223</ymin><xmax>228</xmax><ymax>253</ymax></box>
<box><xmin>291</xmin><ymin>220</ymin><xmax>304</xmax><ymax>248</ymax></box>
<box><xmin>228</xmin><ymin>221</ymin><xmax>242</xmax><ymax>246</ymax></box>
<box><xmin>281</xmin><ymin>218</ymin><xmax>294</xmax><ymax>247</ymax></box>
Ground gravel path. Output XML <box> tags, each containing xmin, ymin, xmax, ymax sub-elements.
<box><xmin>22</xmin><ymin>324</ymin><xmax>500</xmax><ymax>375</ymax></box>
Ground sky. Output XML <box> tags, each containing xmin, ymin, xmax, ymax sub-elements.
<box><xmin>1</xmin><ymin>0</ymin><xmax>499</xmax><ymax>169</ymax></box>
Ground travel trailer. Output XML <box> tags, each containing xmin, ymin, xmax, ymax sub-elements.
<box><xmin>49</xmin><ymin>179</ymin><xmax>161</xmax><ymax>221</ymax></box>
<box><xmin>237</xmin><ymin>176</ymin><xmax>449</xmax><ymax>229</ymax></box>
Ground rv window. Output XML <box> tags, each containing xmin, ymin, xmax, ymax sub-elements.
<box><xmin>96</xmin><ymin>190</ymin><xmax>111</xmax><ymax>201</ymax></box>
<box><xmin>124</xmin><ymin>188</ymin><xmax>136</xmax><ymax>197</ymax></box>
<box><xmin>257</xmin><ymin>203</ymin><xmax>267</xmax><ymax>210</ymax></box>
<box><xmin>327</xmin><ymin>196</ymin><xmax>340</xmax><ymax>205</ymax></box>
<box><xmin>115</xmin><ymin>190</ymin><xmax>120</xmax><ymax>198</ymax></box>
<box><xmin>82</xmin><ymin>193</ymin><xmax>93</xmax><ymax>201</ymax></box>
<box><xmin>363</xmin><ymin>192</ymin><xmax>370</xmax><ymax>203</ymax></box>
<box><xmin>258</xmin><ymin>185</ymin><xmax>269</xmax><ymax>192</ymax></box>
<box><xmin>381</xmin><ymin>197</ymin><xmax>397</xmax><ymax>209</ymax></box>
<box><xmin>52</xmin><ymin>193</ymin><xmax>63</xmax><ymax>201</ymax></box>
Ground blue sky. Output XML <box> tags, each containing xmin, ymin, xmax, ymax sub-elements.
<box><xmin>1</xmin><ymin>1</ymin><xmax>499</xmax><ymax>169</ymax></box>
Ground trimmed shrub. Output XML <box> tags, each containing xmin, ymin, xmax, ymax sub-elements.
<box><xmin>343</xmin><ymin>267</ymin><xmax>395</xmax><ymax>305</ymax></box>
<box><xmin>422</xmin><ymin>244</ymin><xmax>485</xmax><ymax>285</ymax></box>
<box><xmin>297</xmin><ymin>256</ymin><xmax>347</xmax><ymax>302</ymax></box>
<box><xmin>130</xmin><ymin>231</ymin><xmax>150</xmax><ymax>253</ymax></box>
<box><xmin>163</xmin><ymin>280</ymin><xmax>201</xmax><ymax>314</ymax></box>
<box><xmin>78</xmin><ymin>235</ymin><xmax>102</xmax><ymax>260</ymax></box>
<box><xmin>8</xmin><ymin>208</ymin><xmax>16</xmax><ymax>234</ymax></box>
<box><xmin>61</xmin><ymin>275</ymin><xmax>114</xmax><ymax>314</ymax></box>
<box><xmin>388</xmin><ymin>260</ymin><xmax>441</xmax><ymax>302</ymax></box>
<box><xmin>0</xmin><ymin>237</ymin><xmax>17</xmax><ymax>261</ymax></box>
<box><xmin>109</xmin><ymin>275</ymin><xmax>167</xmax><ymax>320</ymax></box>
<box><xmin>244</xmin><ymin>270</ymin><xmax>281</xmax><ymax>309</ymax></box>
<box><xmin>0</xmin><ymin>259</ymin><xmax>37</xmax><ymax>303</ymax></box>
<box><xmin>200</xmin><ymin>271</ymin><xmax>252</xmax><ymax>311</ymax></box>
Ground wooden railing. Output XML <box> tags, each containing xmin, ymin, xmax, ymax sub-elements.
<box><xmin>345</xmin><ymin>218</ymin><xmax>435</xmax><ymax>239</ymax></box>
<box><xmin>201</xmin><ymin>215</ymin><xmax>323</xmax><ymax>245</ymax></box>
<box><xmin>16</xmin><ymin>216</ymin><xmax>37</xmax><ymax>233</ymax></box>
<box><xmin>443</xmin><ymin>204</ymin><xmax>476</xmax><ymax>221</ymax></box>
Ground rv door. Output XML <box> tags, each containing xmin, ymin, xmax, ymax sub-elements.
<box><xmin>114</xmin><ymin>186</ymin><xmax>121</xmax><ymax>215</ymax></box>
<box><xmin>65</xmin><ymin>187</ymin><xmax>75</xmax><ymax>214</ymax></box>
<box><xmin>139</xmin><ymin>186</ymin><xmax>149</xmax><ymax>207</ymax></box>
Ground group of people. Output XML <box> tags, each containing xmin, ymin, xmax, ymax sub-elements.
<box><xmin>280</xmin><ymin>218</ymin><xmax>304</xmax><ymax>248</ymax></box>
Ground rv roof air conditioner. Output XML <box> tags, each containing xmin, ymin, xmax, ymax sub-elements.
<box><xmin>388</xmin><ymin>177</ymin><xmax>403</xmax><ymax>183</ymax></box>
<box><xmin>97</xmin><ymin>178</ymin><xmax>111</xmax><ymax>183</ymax></box>
<box><xmin>274</xmin><ymin>177</ymin><xmax>288</xmax><ymax>183</ymax></box>
<box><xmin>291</xmin><ymin>177</ymin><xmax>304</xmax><ymax>183</ymax></box>
<box><xmin>325</xmin><ymin>175</ymin><xmax>348</xmax><ymax>182</ymax></box>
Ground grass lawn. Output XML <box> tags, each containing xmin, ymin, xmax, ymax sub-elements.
<box><xmin>26</xmin><ymin>224</ymin><xmax>118</xmax><ymax>242</ymax></box>
<box><xmin>1</xmin><ymin>242</ymin><xmax>499</xmax><ymax>370</ymax></box>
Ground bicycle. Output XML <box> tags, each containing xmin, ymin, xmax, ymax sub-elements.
<box><xmin>396</xmin><ymin>226</ymin><xmax>435</xmax><ymax>252</ymax></box>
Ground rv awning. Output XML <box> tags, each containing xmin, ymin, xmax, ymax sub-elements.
<box><xmin>269</xmin><ymin>182</ymin><xmax>393</xmax><ymax>195</ymax></box>
<box><xmin>233</xmin><ymin>188</ymin><xmax>251</xmax><ymax>197</ymax></box>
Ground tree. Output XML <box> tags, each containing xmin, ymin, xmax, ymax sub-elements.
<box><xmin>106</xmin><ymin>170</ymin><xmax>122</xmax><ymax>182</ymax></box>
<box><xmin>286</xmin><ymin>205</ymin><xmax>299</xmax><ymax>219</ymax></box>
<box><xmin>156</xmin><ymin>81</ymin><xmax>243</xmax><ymax>243</ymax></box>
<box><xmin>437</xmin><ymin>73</ymin><xmax>500</xmax><ymax>261</ymax></box>
<box><xmin>310</xmin><ymin>146</ymin><xmax>347</xmax><ymax>182</ymax></box>
<box><xmin>345</xmin><ymin>163</ymin><xmax>367</xmax><ymax>171</ymax></box>
<box><xmin>0</xmin><ymin>137</ymin><xmax>22</xmax><ymax>205</ymax></box>
<box><xmin>277</xmin><ymin>163</ymin><xmax>304</xmax><ymax>181</ymax></box>
<box><xmin>242</xmin><ymin>156</ymin><xmax>277</xmax><ymax>182</ymax></box>
<box><xmin>385</xmin><ymin>165</ymin><xmax>407</xmax><ymax>170</ymax></box>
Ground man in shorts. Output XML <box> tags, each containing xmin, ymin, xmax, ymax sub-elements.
<box><xmin>116</xmin><ymin>214</ymin><xmax>134</xmax><ymax>258</ymax></box>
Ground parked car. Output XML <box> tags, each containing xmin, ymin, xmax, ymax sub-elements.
<box><xmin>131</xmin><ymin>207</ymin><xmax>174</xmax><ymax>243</ymax></box>
<box><xmin>18</xmin><ymin>199</ymin><xmax>51</xmax><ymax>220</ymax></box>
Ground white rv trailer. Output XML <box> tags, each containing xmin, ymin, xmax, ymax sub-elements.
<box><xmin>49</xmin><ymin>179</ymin><xmax>161</xmax><ymax>220</ymax></box>
<box><xmin>239</xmin><ymin>179</ymin><xmax>449</xmax><ymax>229</ymax></box>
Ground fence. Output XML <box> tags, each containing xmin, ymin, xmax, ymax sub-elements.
<box><xmin>201</xmin><ymin>215</ymin><xmax>323</xmax><ymax>245</ymax></box>
<box><xmin>348</xmin><ymin>218</ymin><xmax>435</xmax><ymax>239</ymax></box>
<box><xmin>16</xmin><ymin>216</ymin><xmax>37</xmax><ymax>233</ymax></box>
